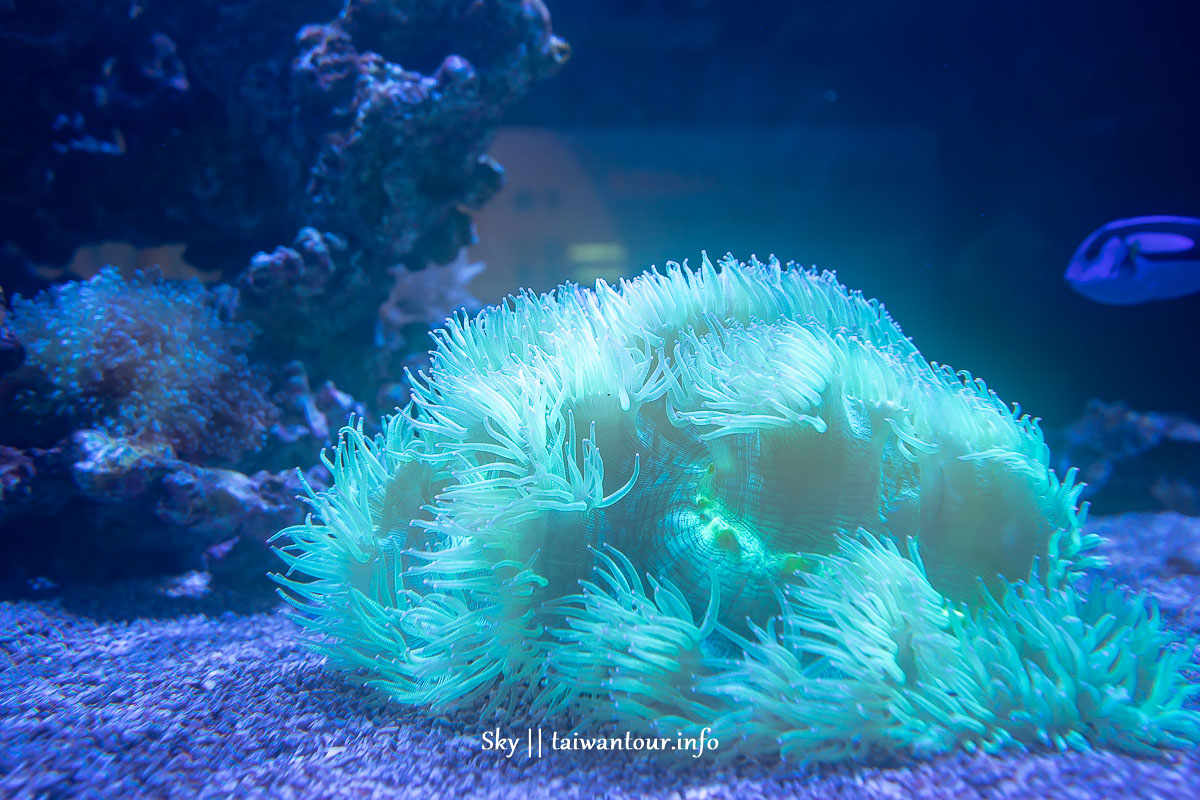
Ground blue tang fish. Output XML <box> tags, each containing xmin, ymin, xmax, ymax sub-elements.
<box><xmin>1065</xmin><ymin>215</ymin><xmax>1200</xmax><ymax>304</ymax></box>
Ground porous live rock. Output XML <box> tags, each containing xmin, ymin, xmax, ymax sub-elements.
<box><xmin>0</xmin><ymin>430</ymin><xmax>318</xmax><ymax>595</ymax></box>
<box><xmin>2</xmin><ymin>0</ymin><xmax>567</xmax><ymax>389</ymax></box>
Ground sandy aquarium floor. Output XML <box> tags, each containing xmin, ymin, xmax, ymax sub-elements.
<box><xmin>2</xmin><ymin>513</ymin><xmax>1199</xmax><ymax>800</ymax></box>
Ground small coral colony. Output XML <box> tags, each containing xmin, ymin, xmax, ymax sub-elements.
<box><xmin>272</xmin><ymin>254</ymin><xmax>1199</xmax><ymax>761</ymax></box>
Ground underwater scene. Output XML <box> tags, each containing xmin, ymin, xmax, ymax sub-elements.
<box><xmin>2</xmin><ymin>1</ymin><xmax>1199</xmax><ymax>798</ymax></box>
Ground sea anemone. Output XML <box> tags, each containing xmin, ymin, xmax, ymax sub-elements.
<box><xmin>272</xmin><ymin>254</ymin><xmax>1199</xmax><ymax>760</ymax></box>
<box><xmin>5</xmin><ymin>267</ymin><xmax>276</xmax><ymax>464</ymax></box>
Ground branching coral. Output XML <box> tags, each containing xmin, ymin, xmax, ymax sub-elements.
<box><xmin>6</xmin><ymin>267</ymin><xmax>276</xmax><ymax>464</ymax></box>
<box><xmin>272</xmin><ymin>254</ymin><xmax>1199</xmax><ymax>761</ymax></box>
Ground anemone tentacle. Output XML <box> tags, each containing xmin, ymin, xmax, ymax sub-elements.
<box><xmin>272</xmin><ymin>253</ymin><xmax>1198</xmax><ymax>761</ymax></box>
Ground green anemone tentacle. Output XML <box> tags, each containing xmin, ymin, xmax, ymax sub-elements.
<box><xmin>272</xmin><ymin>253</ymin><xmax>1197</xmax><ymax>761</ymax></box>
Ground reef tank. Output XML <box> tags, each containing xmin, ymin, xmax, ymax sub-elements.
<box><xmin>2</xmin><ymin>1</ymin><xmax>1200</xmax><ymax>798</ymax></box>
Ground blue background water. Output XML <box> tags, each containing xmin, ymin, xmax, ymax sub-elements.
<box><xmin>478</xmin><ymin>0</ymin><xmax>1200</xmax><ymax>426</ymax></box>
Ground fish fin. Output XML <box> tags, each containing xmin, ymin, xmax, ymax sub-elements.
<box><xmin>1125</xmin><ymin>231</ymin><xmax>1195</xmax><ymax>255</ymax></box>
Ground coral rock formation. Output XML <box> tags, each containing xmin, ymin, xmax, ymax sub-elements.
<box><xmin>2</xmin><ymin>0</ymin><xmax>567</xmax><ymax>391</ymax></box>
<box><xmin>0</xmin><ymin>428</ymin><xmax>315</xmax><ymax>592</ymax></box>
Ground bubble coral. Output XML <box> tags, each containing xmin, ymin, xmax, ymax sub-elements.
<box><xmin>6</xmin><ymin>267</ymin><xmax>276</xmax><ymax>464</ymax></box>
<box><xmin>273</xmin><ymin>254</ymin><xmax>1199</xmax><ymax>760</ymax></box>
